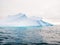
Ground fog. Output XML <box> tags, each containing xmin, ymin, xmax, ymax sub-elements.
<box><xmin>0</xmin><ymin>0</ymin><xmax>60</xmax><ymax>25</ymax></box>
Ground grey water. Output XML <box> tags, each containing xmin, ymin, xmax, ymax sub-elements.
<box><xmin>0</xmin><ymin>27</ymin><xmax>59</xmax><ymax>45</ymax></box>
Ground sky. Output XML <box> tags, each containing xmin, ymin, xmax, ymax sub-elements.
<box><xmin>0</xmin><ymin>0</ymin><xmax>60</xmax><ymax>25</ymax></box>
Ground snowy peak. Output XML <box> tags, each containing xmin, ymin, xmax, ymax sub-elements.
<box><xmin>7</xmin><ymin>13</ymin><xmax>27</xmax><ymax>20</ymax></box>
<box><xmin>29</xmin><ymin>16</ymin><xmax>53</xmax><ymax>26</ymax></box>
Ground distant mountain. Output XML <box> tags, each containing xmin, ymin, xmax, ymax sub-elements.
<box><xmin>0</xmin><ymin>13</ymin><xmax>53</xmax><ymax>27</ymax></box>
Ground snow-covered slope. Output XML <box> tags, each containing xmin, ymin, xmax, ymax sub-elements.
<box><xmin>0</xmin><ymin>13</ymin><xmax>53</xmax><ymax>27</ymax></box>
<box><xmin>29</xmin><ymin>16</ymin><xmax>53</xmax><ymax>26</ymax></box>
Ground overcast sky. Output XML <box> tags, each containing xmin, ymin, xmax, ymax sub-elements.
<box><xmin>0</xmin><ymin>0</ymin><xmax>60</xmax><ymax>25</ymax></box>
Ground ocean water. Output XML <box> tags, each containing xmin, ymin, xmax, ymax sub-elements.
<box><xmin>0</xmin><ymin>26</ymin><xmax>59</xmax><ymax>45</ymax></box>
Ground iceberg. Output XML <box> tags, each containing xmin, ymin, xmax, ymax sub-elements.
<box><xmin>0</xmin><ymin>13</ymin><xmax>53</xmax><ymax>27</ymax></box>
<box><xmin>0</xmin><ymin>13</ymin><xmax>53</xmax><ymax>44</ymax></box>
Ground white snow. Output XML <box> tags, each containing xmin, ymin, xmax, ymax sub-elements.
<box><xmin>0</xmin><ymin>13</ymin><xmax>53</xmax><ymax>27</ymax></box>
